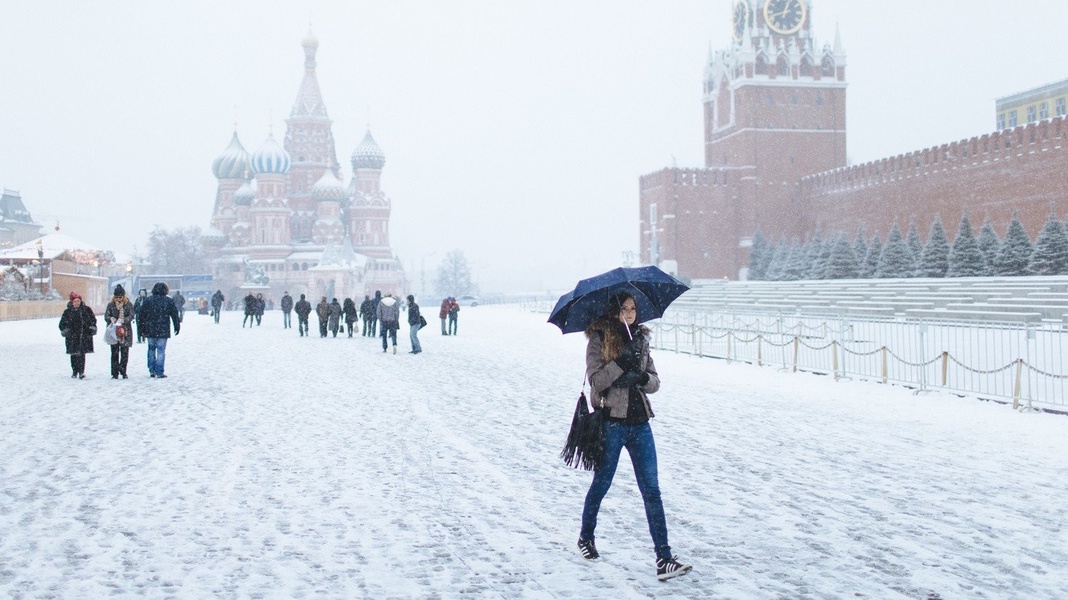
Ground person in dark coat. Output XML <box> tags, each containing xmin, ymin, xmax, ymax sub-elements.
<box><xmin>327</xmin><ymin>298</ymin><xmax>343</xmax><ymax>337</ymax></box>
<box><xmin>280</xmin><ymin>291</ymin><xmax>294</xmax><ymax>329</ymax></box>
<box><xmin>369</xmin><ymin>290</ymin><xmax>382</xmax><ymax>337</ymax></box>
<box><xmin>294</xmin><ymin>293</ymin><xmax>312</xmax><ymax>337</ymax></box>
<box><xmin>104</xmin><ymin>284</ymin><xmax>134</xmax><ymax>379</ymax></box>
<box><xmin>448</xmin><ymin>297</ymin><xmax>460</xmax><ymax>336</ymax></box>
<box><xmin>133</xmin><ymin>288</ymin><xmax>148</xmax><ymax>343</ymax></box>
<box><xmin>174</xmin><ymin>290</ymin><xmax>186</xmax><ymax>322</ymax></box>
<box><xmin>406</xmin><ymin>294</ymin><xmax>423</xmax><ymax>354</ymax></box>
<box><xmin>255</xmin><ymin>293</ymin><xmax>266</xmax><ymax>326</ymax></box>
<box><xmin>439</xmin><ymin>297</ymin><xmax>451</xmax><ymax>335</ymax></box>
<box><xmin>359</xmin><ymin>295</ymin><xmax>374</xmax><ymax>337</ymax></box>
<box><xmin>211</xmin><ymin>290</ymin><xmax>225</xmax><ymax>324</ymax></box>
<box><xmin>316</xmin><ymin>296</ymin><xmax>330</xmax><ymax>338</ymax></box>
<box><xmin>140</xmin><ymin>281</ymin><xmax>181</xmax><ymax>378</ymax></box>
<box><xmin>342</xmin><ymin>297</ymin><xmax>359</xmax><ymax>337</ymax></box>
<box><xmin>242</xmin><ymin>292</ymin><xmax>256</xmax><ymax>328</ymax></box>
<box><xmin>59</xmin><ymin>292</ymin><xmax>97</xmax><ymax>378</ymax></box>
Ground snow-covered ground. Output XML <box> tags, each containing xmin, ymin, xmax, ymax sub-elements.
<box><xmin>2</xmin><ymin>305</ymin><xmax>1066</xmax><ymax>599</ymax></box>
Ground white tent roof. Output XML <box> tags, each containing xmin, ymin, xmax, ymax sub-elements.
<box><xmin>0</xmin><ymin>231</ymin><xmax>101</xmax><ymax>260</ymax></box>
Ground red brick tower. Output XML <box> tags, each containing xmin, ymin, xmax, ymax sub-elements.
<box><xmin>640</xmin><ymin>0</ymin><xmax>847</xmax><ymax>280</ymax></box>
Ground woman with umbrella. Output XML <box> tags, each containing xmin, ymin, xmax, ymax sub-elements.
<box><xmin>575</xmin><ymin>291</ymin><xmax>691</xmax><ymax>581</ymax></box>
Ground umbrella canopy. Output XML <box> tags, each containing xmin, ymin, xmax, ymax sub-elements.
<box><xmin>548</xmin><ymin>266</ymin><xmax>689</xmax><ymax>334</ymax></box>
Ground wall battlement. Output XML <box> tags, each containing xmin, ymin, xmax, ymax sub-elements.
<box><xmin>639</xmin><ymin>167</ymin><xmax>736</xmax><ymax>191</ymax></box>
<box><xmin>800</xmin><ymin>116</ymin><xmax>1066</xmax><ymax>194</ymax></box>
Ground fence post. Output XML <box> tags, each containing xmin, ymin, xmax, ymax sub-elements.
<box><xmin>792</xmin><ymin>336</ymin><xmax>800</xmax><ymax>373</ymax></box>
<box><xmin>881</xmin><ymin>346</ymin><xmax>888</xmax><ymax>384</ymax></box>
<box><xmin>941</xmin><ymin>351</ymin><xmax>948</xmax><ymax>387</ymax></box>
<box><xmin>674</xmin><ymin>322</ymin><xmax>679</xmax><ymax>353</ymax></box>
<box><xmin>696</xmin><ymin>323</ymin><xmax>703</xmax><ymax>357</ymax></box>
<box><xmin>832</xmin><ymin>340</ymin><xmax>839</xmax><ymax>379</ymax></box>
<box><xmin>1013</xmin><ymin>359</ymin><xmax>1024</xmax><ymax>410</ymax></box>
<box><xmin>757</xmin><ymin>335</ymin><xmax>763</xmax><ymax>367</ymax></box>
<box><xmin>727</xmin><ymin>332</ymin><xmax>732</xmax><ymax>363</ymax></box>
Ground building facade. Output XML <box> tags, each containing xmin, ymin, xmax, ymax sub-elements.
<box><xmin>206</xmin><ymin>31</ymin><xmax>406</xmax><ymax>303</ymax></box>
<box><xmin>0</xmin><ymin>189</ymin><xmax>43</xmax><ymax>248</ymax></box>
<box><xmin>640</xmin><ymin>0</ymin><xmax>1068</xmax><ymax>282</ymax></box>
<box><xmin>996</xmin><ymin>78</ymin><xmax>1068</xmax><ymax>131</ymax></box>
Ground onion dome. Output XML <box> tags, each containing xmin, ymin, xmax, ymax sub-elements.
<box><xmin>233</xmin><ymin>180</ymin><xmax>256</xmax><ymax>206</ymax></box>
<box><xmin>303</xmin><ymin>27</ymin><xmax>319</xmax><ymax>49</ymax></box>
<box><xmin>312</xmin><ymin>170</ymin><xmax>347</xmax><ymax>202</ymax></box>
<box><xmin>250</xmin><ymin>133</ymin><xmax>291</xmax><ymax>174</ymax></box>
<box><xmin>350</xmin><ymin>130</ymin><xmax>386</xmax><ymax>170</ymax></box>
<box><xmin>211</xmin><ymin>132</ymin><xmax>250</xmax><ymax>179</ymax></box>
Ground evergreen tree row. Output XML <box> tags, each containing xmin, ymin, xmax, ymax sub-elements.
<box><xmin>748</xmin><ymin>211</ymin><xmax>1068</xmax><ymax>281</ymax></box>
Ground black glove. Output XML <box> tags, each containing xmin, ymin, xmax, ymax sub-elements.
<box><xmin>174</xmin><ymin>327</ymin><xmax>180</xmax><ymax>336</ymax></box>
<box><xmin>614</xmin><ymin>341</ymin><xmax>642</xmax><ymax>372</ymax></box>
<box><xmin>612</xmin><ymin>370</ymin><xmax>646</xmax><ymax>388</ymax></box>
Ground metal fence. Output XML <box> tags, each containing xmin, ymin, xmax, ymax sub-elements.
<box><xmin>651</xmin><ymin>310</ymin><xmax>1068</xmax><ymax>411</ymax></box>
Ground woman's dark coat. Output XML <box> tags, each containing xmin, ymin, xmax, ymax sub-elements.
<box><xmin>59</xmin><ymin>302</ymin><xmax>97</xmax><ymax>355</ymax></box>
<box><xmin>343</xmin><ymin>298</ymin><xmax>358</xmax><ymax>324</ymax></box>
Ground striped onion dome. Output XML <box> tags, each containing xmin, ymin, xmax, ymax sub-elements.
<box><xmin>233</xmin><ymin>180</ymin><xmax>256</xmax><ymax>206</ymax></box>
<box><xmin>250</xmin><ymin>133</ymin><xmax>291</xmax><ymax>175</ymax></box>
<box><xmin>211</xmin><ymin>132</ymin><xmax>250</xmax><ymax>180</ymax></box>
<box><xmin>350</xmin><ymin>130</ymin><xmax>385</xmax><ymax>170</ymax></box>
<box><xmin>312</xmin><ymin>170</ymin><xmax>346</xmax><ymax>202</ymax></box>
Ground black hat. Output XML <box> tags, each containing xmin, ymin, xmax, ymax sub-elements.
<box><xmin>114</xmin><ymin>284</ymin><xmax>126</xmax><ymax>297</ymax></box>
<box><xmin>407</xmin><ymin>294</ymin><xmax>415</xmax><ymax>301</ymax></box>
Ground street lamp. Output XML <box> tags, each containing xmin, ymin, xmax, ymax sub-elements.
<box><xmin>36</xmin><ymin>241</ymin><xmax>45</xmax><ymax>296</ymax></box>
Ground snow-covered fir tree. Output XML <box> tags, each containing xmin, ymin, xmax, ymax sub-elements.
<box><xmin>800</xmin><ymin>235</ymin><xmax>825</xmax><ymax>280</ymax></box>
<box><xmin>824</xmin><ymin>233</ymin><xmax>860</xmax><ymax>279</ymax></box>
<box><xmin>947</xmin><ymin>213</ymin><xmax>985</xmax><ymax>277</ymax></box>
<box><xmin>994</xmin><ymin>212</ymin><xmax>1033</xmax><ymax>276</ymax></box>
<box><xmin>781</xmin><ymin>239</ymin><xmax>807</xmax><ymax>281</ymax></box>
<box><xmin>764</xmin><ymin>236</ymin><xmax>789</xmax><ymax>280</ymax></box>
<box><xmin>853</xmin><ymin>224</ymin><xmax>869</xmax><ymax>272</ymax></box>
<box><xmin>976</xmin><ymin>218</ymin><xmax>1001</xmax><ymax>276</ymax></box>
<box><xmin>747</xmin><ymin>229</ymin><xmax>771</xmax><ymax>280</ymax></box>
<box><xmin>1027</xmin><ymin>213</ymin><xmax>1068</xmax><ymax>275</ymax></box>
<box><xmin>876</xmin><ymin>223</ymin><xmax>914</xmax><ymax>278</ymax></box>
<box><xmin>861</xmin><ymin>235</ymin><xmax>882</xmax><ymax>279</ymax></box>
<box><xmin>813</xmin><ymin>234</ymin><xmax>834</xmax><ymax>279</ymax></box>
<box><xmin>905</xmin><ymin>222</ymin><xmax>923</xmax><ymax>276</ymax></box>
<box><xmin>918</xmin><ymin>217</ymin><xmax>950</xmax><ymax>278</ymax></box>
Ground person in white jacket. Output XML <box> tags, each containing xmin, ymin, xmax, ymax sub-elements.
<box><xmin>376</xmin><ymin>294</ymin><xmax>400</xmax><ymax>354</ymax></box>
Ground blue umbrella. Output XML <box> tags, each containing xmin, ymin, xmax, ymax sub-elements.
<box><xmin>548</xmin><ymin>266</ymin><xmax>689</xmax><ymax>334</ymax></box>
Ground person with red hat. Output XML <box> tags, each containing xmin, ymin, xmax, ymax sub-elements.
<box><xmin>58</xmin><ymin>292</ymin><xmax>97</xmax><ymax>379</ymax></box>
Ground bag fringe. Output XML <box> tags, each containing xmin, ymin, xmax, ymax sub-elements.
<box><xmin>560</xmin><ymin>391</ymin><xmax>604</xmax><ymax>471</ymax></box>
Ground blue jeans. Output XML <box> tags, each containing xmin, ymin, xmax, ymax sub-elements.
<box><xmin>410</xmin><ymin>322</ymin><xmax>422</xmax><ymax>352</ymax></box>
<box><xmin>580</xmin><ymin>421</ymin><xmax>671</xmax><ymax>559</ymax></box>
<box><xmin>147</xmin><ymin>337</ymin><xmax>168</xmax><ymax>376</ymax></box>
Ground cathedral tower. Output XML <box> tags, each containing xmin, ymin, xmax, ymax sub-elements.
<box><xmin>284</xmin><ymin>29</ymin><xmax>341</xmax><ymax>243</ymax></box>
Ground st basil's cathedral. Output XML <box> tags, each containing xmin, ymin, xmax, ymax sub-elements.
<box><xmin>204</xmin><ymin>30</ymin><xmax>406</xmax><ymax>302</ymax></box>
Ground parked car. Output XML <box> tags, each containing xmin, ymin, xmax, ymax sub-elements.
<box><xmin>457</xmin><ymin>294</ymin><xmax>480</xmax><ymax>307</ymax></box>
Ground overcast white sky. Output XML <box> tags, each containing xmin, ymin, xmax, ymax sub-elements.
<box><xmin>1</xmin><ymin>1</ymin><xmax>1065</xmax><ymax>293</ymax></box>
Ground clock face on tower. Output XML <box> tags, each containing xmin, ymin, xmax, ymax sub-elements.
<box><xmin>732</xmin><ymin>1</ymin><xmax>750</xmax><ymax>42</ymax></box>
<box><xmin>763</xmin><ymin>0</ymin><xmax>807</xmax><ymax>35</ymax></box>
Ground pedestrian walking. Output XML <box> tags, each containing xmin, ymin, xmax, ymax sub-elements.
<box><xmin>316</xmin><ymin>296</ymin><xmax>330</xmax><ymax>338</ymax></box>
<box><xmin>576</xmin><ymin>292</ymin><xmax>692</xmax><ymax>581</ymax></box>
<box><xmin>343</xmin><ymin>297</ymin><xmax>359</xmax><ymax>337</ymax></box>
<box><xmin>406</xmin><ymin>294</ymin><xmax>423</xmax><ymax>354</ymax></box>
<box><xmin>133</xmin><ymin>288</ymin><xmax>148</xmax><ymax>343</ymax></box>
<box><xmin>328</xmin><ymin>298</ymin><xmax>342</xmax><ymax>337</ymax></box>
<box><xmin>255</xmin><ymin>293</ymin><xmax>265</xmax><ymax>326</ymax></box>
<box><xmin>174</xmin><ymin>290</ymin><xmax>186</xmax><ymax>323</ymax></box>
<box><xmin>211</xmin><ymin>290</ymin><xmax>225</xmax><ymax>324</ymax></box>
<box><xmin>369</xmin><ymin>290</ymin><xmax>382</xmax><ymax>337</ymax></box>
<box><xmin>139</xmin><ymin>282</ymin><xmax>181</xmax><ymax>378</ymax></box>
<box><xmin>376</xmin><ymin>293</ymin><xmax>400</xmax><ymax>353</ymax></box>
<box><xmin>294</xmin><ymin>293</ymin><xmax>312</xmax><ymax>337</ymax></box>
<box><xmin>280</xmin><ymin>291</ymin><xmax>293</xmax><ymax>329</ymax></box>
<box><xmin>242</xmin><ymin>292</ymin><xmax>256</xmax><ymax>328</ymax></box>
<box><xmin>104</xmin><ymin>284</ymin><xmax>134</xmax><ymax>379</ymax></box>
<box><xmin>359</xmin><ymin>295</ymin><xmax>374</xmax><ymax>336</ymax></box>
<box><xmin>439</xmin><ymin>297</ymin><xmax>451</xmax><ymax>335</ymax></box>
<box><xmin>448</xmin><ymin>296</ymin><xmax>460</xmax><ymax>335</ymax></box>
<box><xmin>58</xmin><ymin>292</ymin><xmax>97</xmax><ymax>379</ymax></box>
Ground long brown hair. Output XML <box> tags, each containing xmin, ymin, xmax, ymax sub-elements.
<box><xmin>585</xmin><ymin>292</ymin><xmax>648</xmax><ymax>363</ymax></box>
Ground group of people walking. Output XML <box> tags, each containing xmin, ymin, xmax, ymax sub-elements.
<box><xmin>59</xmin><ymin>283</ymin><xmax>181</xmax><ymax>379</ymax></box>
